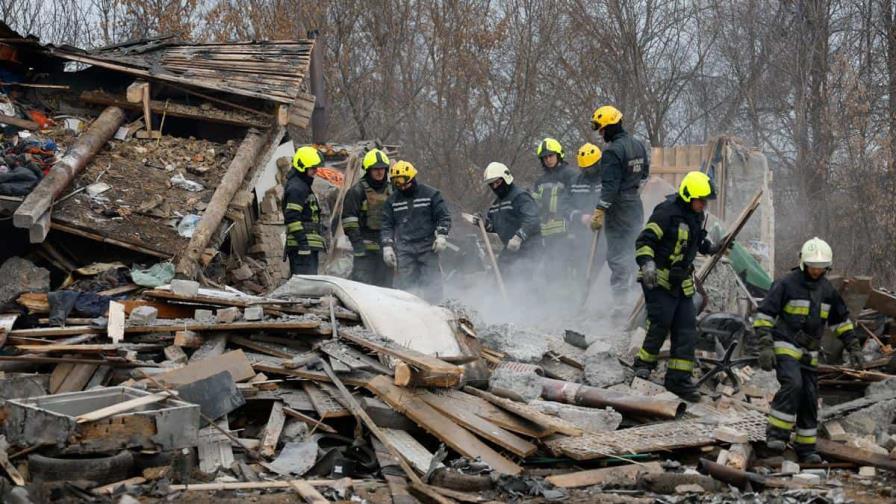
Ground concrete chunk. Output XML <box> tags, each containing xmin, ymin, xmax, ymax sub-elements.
<box><xmin>781</xmin><ymin>460</ymin><xmax>800</xmax><ymax>475</ymax></box>
<box><xmin>164</xmin><ymin>345</ymin><xmax>188</xmax><ymax>364</ymax></box>
<box><xmin>529</xmin><ymin>400</ymin><xmax>622</xmax><ymax>433</ymax></box>
<box><xmin>216</xmin><ymin>307</ymin><xmax>241</xmax><ymax>324</ymax></box>
<box><xmin>488</xmin><ymin>366</ymin><xmax>542</xmax><ymax>403</ymax></box>
<box><xmin>128</xmin><ymin>306</ymin><xmax>158</xmax><ymax>325</ymax></box>
<box><xmin>793</xmin><ymin>472</ymin><xmax>821</xmax><ymax>483</ymax></box>
<box><xmin>243</xmin><ymin>305</ymin><xmax>264</xmax><ymax>321</ymax></box>
<box><xmin>858</xmin><ymin>466</ymin><xmax>876</xmax><ymax>477</ymax></box>
<box><xmin>171</xmin><ymin>279</ymin><xmax>200</xmax><ymax>297</ymax></box>
<box><xmin>194</xmin><ymin>309</ymin><xmax>215</xmax><ymax>324</ymax></box>
<box><xmin>583</xmin><ymin>346</ymin><xmax>627</xmax><ymax>388</ymax></box>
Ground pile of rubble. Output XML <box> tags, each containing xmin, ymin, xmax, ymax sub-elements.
<box><xmin>0</xmin><ymin>254</ymin><xmax>894</xmax><ymax>503</ymax></box>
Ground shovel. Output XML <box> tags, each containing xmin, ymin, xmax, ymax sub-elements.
<box><xmin>463</xmin><ymin>212</ymin><xmax>508</xmax><ymax>302</ymax></box>
<box><xmin>578</xmin><ymin>228</ymin><xmax>601</xmax><ymax>310</ymax></box>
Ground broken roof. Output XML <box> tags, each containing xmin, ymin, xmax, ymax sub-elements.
<box><xmin>0</xmin><ymin>21</ymin><xmax>314</xmax><ymax>106</ymax></box>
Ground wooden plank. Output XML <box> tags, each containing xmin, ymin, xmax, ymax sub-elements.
<box><xmin>417</xmin><ymin>391</ymin><xmax>537</xmax><ymax>457</ymax></box>
<box><xmin>318</xmin><ymin>340</ymin><xmax>392</xmax><ymax>374</ymax></box>
<box><xmin>198</xmin><ymin>417</ymin><xmax>234</xmax><ymax>474</ymax></box>
<box><xmin>260</xmin><ymin>401</ymin><xmax>286</xmax><ymax>458</ymax></box>
<box><xmin>367</xmin><ymin>376</ymin><xmax>522</xmax><ymax>475</ymax></box>
<box><xmin>55</xmin><ymin>363</ymin><xmax>98</xmax><ymax>393</ymax></box>
<box><xmin>0</xmin><ymin>113</ymin><xmax>39</xmax><ymax>130</ymax></box>
<box><xmin>50</xmin><ymin>363</ymin><xmax>75</xmax><ymax>393</ymax></box>
<box><xmin>7</xmin><ymin>320</ymin><xmax>327</xmax><ymax>338</ymax></box>
<box><xmin>155</xmin><ymin>350</ymin><xmax>255</xmax><ymax>386</ymax></box>
<box><xmin>817</xmin><ymin>438</ymin><xmax>896</xmax><ymax>471</ymax></box>
<box><xmin>380</xmin><ymin>428</ymin><xmax>441</xmax><ymax>474</ymax></box>
<box><xmin>463</xmin><ymin>387</ymin><xmax>582</xmax><ymax>437</ymax></box>
<box><xmin>108</xmin><ymin>301</ymin><xmax>125</xmax><ymax>345</ymax></box>
<box><xmin>16</xmin><ymin>344</ymin><xmax>163</xmax><ymax>353</ymax></box>
<box><xmin>169</xmin><ymin>479</ymin><xmax>351</xmax><ymax>492</ymax></box>
<box><xmin>75</xmin><ymin>392</ymin><xmax>170</xmax><ymax>424</ymax></box>
<box><xmin>545</xmin><ymin>461</ymin><xmax>663</xmax><ymax>488</ymax></box>
<box><xmin>371</xmin><ymin>438</ymin><xmax>418</xmax><ymax>504</ymax></box>
<box><xmin>340</xmin><ymin>331</ymin><xmax>461</xmax><ymax>388</ymax></box>
<box><xmin>0</xmin><ymin>313</ymin><xmax>16</xmax><ymax>347</ymax></box>
<box><xmin>288</xmin><ymin>480</ymin><xmax>329</xmax><ymax>503</ymax></box>
<box><xmin>230</xmin><ymin>335</ymin><xmax>294</xmax><ymax>359</ymax></box>
<box><xmin>437</xmin><ymin>389</ymin><xmax>550</xmax><ymax>438</ymax></box>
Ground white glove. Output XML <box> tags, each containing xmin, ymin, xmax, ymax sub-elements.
<box><xmin>383</xmin><ymin>246</ymin><xmax>397</xmax><ymax>268</ymax></box>
<box><xmin>506</xmin><ymin>235</ymin><xmax>522</xmax><ymax>252</ymax></box>
<box><xmin>433</xmin><ymin>234</ymin><xmax>448</xmax><ymax>253</ymax></box>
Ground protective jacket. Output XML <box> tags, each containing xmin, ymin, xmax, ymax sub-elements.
<box><xmin>533</xmin><ymin>161</ymin><xmax>578</xmax><ymax>237</ymax></box>
<box><xmin>381</xmin><ymin>181</ymin><xmax>451</xmax><ymax>254</ymax></box>
<box><xmin>283</xmin><ymin>170</ymin><xmax>324</xmax><ymax>252</ymax></box>
<box><xmin>485</xmin><ymin>183</ymin><xmax>540</xmax><ymax>245</ymax></box>
<box><xmin>568</xmin><ymin>168</ymin><xmax>602</xmax><ymax>225</ymax></box>
<box><xmin>597</xmin><ymin>127</ymin><xmax>649</xmax><ymax>210</ymax></box>
<box><xmin>753</xmin><ymin>269</ymin><xmax>857</xmax><ymax>356</ymax></box>
<box><xmin>342</xmin><ymin>175</ymin><xmax>392</xmax><ymax>255</ymax></box>
<box><xmin>635</xmin><ymin>195</ymin><xmax>713</xmax><ymax>297</ymax></box>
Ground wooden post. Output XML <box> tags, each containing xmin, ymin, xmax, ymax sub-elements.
<box><xmin>175</xmin><ymin>129</ymin><xmax>268</xmax><ymax>279</ymax></box>
<box><xmin>14</xmin><ymin>106</ymin><xmax>126</xmax><ymax>230</ymax></box>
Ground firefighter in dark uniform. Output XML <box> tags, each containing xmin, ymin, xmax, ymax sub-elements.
<box><xmin>342</xmin><ymin>148</ymin><xmax>393</xmax><ymax>287</ymax></box>
<box><xmin>283</xmin><ymin>146</ymin><xmax>325</xmax><ymax>275</ymax></box>
<box><xmin>380</xmin><ymin>161</ymin><xmax>452</xmax><ymax>303</ymax></box>
<box><xmin>475</xmin><ymin>162</ymin><xmax>541</xmax><ymax>286</ymax></box>
<box><xmin>532</xmin><ymin>138</ymin><xmax>578</xmax><ymax>280</ymax></box>
<box><xmin>569</xmin><ymin>143</ymin><xmax>605</xmax><ymax>284</ymax></box>
<box><xmin>590</xmin><ymin>106</ymin><xmax>649</xmax><ymax>307</ymax></box>
<box><xmin>753</xmin><ymin>237</ymin><xmax>863</xmax><ymax>463</ymax></box>
<box><xmin>631</xmin><ymin>171</ymin><xmax>722</xmax><ymax>401</ymax></box>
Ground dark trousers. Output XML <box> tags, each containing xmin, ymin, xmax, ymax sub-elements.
<box><xmin>396</xmin><ymin>248</ymin><xmax>442</xmax><ymax>303</ymax></box>
<box><xmin>288</xmin><ymin>249</ymin><xmax>319</xmax><ymax>276</ymax></box>
<box><xmin>497</xmin><ymin>239</ymin><xmax>541</xmax><ymax>300</ymax></box>
<box><xmin>767</xmin><ymin>354</ymin><xmax>818</xmax><ymax>456</ymax></box>
<box><xmin>637</xmin><ymin>286</ymin><xmax>697</xmax><ymax>382</ymax></box>
<box><xmin>605</xmin><ymin>197</ymin><xmax>643</xmax><ymax>299</ymax></box>
<box><xmin>539</xmin><ymin>233</ymin><xmax>575</xmax><ymax>284</ymax></box>
<box><xmin>351</xmin><ymin>250</ymin><xmax>393</xmax><ymax>288</ymax></box>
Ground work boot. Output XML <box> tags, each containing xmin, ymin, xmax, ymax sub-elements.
<box><xmin>798</xmin><ymin>452</ymin><xmax>823</xmax><ymax>464</ymax></box>
<box><xmin>664</xmin><ymin>371</ymin><xmax>701</xmax><ymax>402</ymax></box>
<box><xmin>765</xmin><ymin>438</ymin><xmax>787</xmax><ymax>452</ymax></box>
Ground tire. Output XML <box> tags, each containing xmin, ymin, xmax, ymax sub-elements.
<box><xmin>28</xmin><ymin>451</ymin><xmax>134</xmax><ymax>484</ymax></box>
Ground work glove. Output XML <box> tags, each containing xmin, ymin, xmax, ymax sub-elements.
<box><xmin>432</xmin><ymin>234</ymin><xmax>448</xmax><ymax>253</ymax></box>
<box><xmin>701</xmin><ymin>239</ymin><xmax>733</xmax><ymax>256</ymax></box>
<box><xmin>382</xmin><ymin>246</ymin><xmax>397</xmax><ymax>268</ymax></box>
<box><xmin>579</xmin><ymin>212</ymin><xmax>592</xmax><ymax>226</ymax></box>
<box><xmin>846</xmin><ymin>339</ymin><xmax>865</xmax><ymax>368</ymax></box>
<box><xmin>757</xmin><ymin>333</ymin><xmax>776</xmax><ymax>371</ymax></box>
<box><xmin>506</xmin><ymin>235</ymin><xmax>523</xmax><ymax>252</ymax></box>
<box><xmin>640</xmin><ymin>260</ymin><xmax>658</xmax><ymax>290</ymax></box>
<box><xmin>590</xmin><ymin>208</ymin><xmax>605</xmax><ymax>231</ymax></box>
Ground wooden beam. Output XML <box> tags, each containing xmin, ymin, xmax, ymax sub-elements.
<box><xmin>260</xmin><ymin>401</ymin><xmax>286</xmax><ymax>458</ymax></box>
<box><xmin>340</xmin><ymin>331</ymin><xmax>461</xmax><ymax>388</ymax></box>
<box><xmin>14</xmin><ymin>106</ymin><xmax>126</xmax><ymax>229</ymax></box>
<box><xmin>168</xmin><ymin>479</ymin><xmax>352</xmax><ymax>492</ymax></box>
<box><xmin>81</xmin><ymin>90</ymin><xmax>268</xmax><ymax>128</ymax></box>
<box><xmin>367</xmin><ymin>376</ymin><xmax>523</xmax><ymax>475</ymax></box>
<box><xmin>463</xmin><ymin>386</ymin><xmax>583</xmax><ymax>437</ymax></box>
<box><xmin>175</xmin><ymin>129</ymin><xmax>268</xmax><ymax>279</ymax></box>
<box><xmin>75</xmin><ymin>392</ymin><xmax>170</xmax><ymax>424</ymax></box>
<box><xmin>0</xmin><ymin>114</ymin><xmax>39</xmax><ymax>130</ymax></box>
<box><xmin>288</xmin><ymin>480</ymin><xmax>329</xmax><ymax>503</ymax></box>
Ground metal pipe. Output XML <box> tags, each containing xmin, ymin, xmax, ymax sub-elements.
<box><xmin>698</xmin><ymin>458</ymin><xmax>766</xmax><ymax>491</ymax></box>
<box><xmin>540</xmin><ymin>377</ymin><xmax>686</xmax><ymax>419</ymax></box>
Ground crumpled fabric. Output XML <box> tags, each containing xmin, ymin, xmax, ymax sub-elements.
<box><xmin>130</xmin><ymin>262</ymin><xmax>175</xmax><ymax>287</ymax></box>
<box><xmin>47</xmin><ymin>290</ymin><xmax>111</xmax><ymax>326</ymax></box>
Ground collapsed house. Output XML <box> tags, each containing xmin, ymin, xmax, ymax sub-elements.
<box><xmin>0</xmin><ymin>22</ymin><xmax>895</xmax><ymax>504</ymax></box>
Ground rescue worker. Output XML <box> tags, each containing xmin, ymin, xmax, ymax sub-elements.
<box><xmin>475</xmin><ymin>162</ymin><xmax>541</xmax><ymax>283</ymax></box>
<box><xmin>342</xmin><ymin>148</ymin><xmax>393</xmax><ymax>287</ymax></box>
<box><xmin>631</xmin><ymin>171</ymin><xmax>723</xmax><ymax>401</ymax></box>
<box><xmin>283</xmin><ymin>146</ymin><xmax>325</xmax><ymax>275</ymax></box>
<box><xmin>569</xmin><ymin>143</ymin><xmax>605</xmax><ymax>282</ymax></box>
<box><xmin>590</xmin><ymin>106</ymin><xmax>649</xmax><ymax>306</ymax></box>
<box><xmin>532</xmin><ymin>138</ymin><xmax>578</xmax><ymax>280</ymax></box>
<box><xmin>380</xmin><ymin>161</ymin><xmax>452</xmax><ymax>302</ymax></box>
<box><xmin>753</xmin><ymin>237</ymin><xmax>863</xmax><ymax>463</ymax></box>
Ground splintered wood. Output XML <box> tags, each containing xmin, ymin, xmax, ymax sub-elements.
<box><xmin>366</xmin><ymin>376</ymin><xmax>522</xmax><ymax>475</ymax></box>
<box><xmin>545</xmin><ymin>409</ymin><xmax>767</xmax><ymax>460</ymax></box>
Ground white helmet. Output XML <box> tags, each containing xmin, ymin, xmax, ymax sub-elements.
<box><xmin>483</xmin><ymin>162</ymin><xmax>513</xmax><ymax>185</ymax></box>
<box><xmin>800</xmin><ymin>237</ymin><xmax>833</xmax><ymax>270</ymax></box>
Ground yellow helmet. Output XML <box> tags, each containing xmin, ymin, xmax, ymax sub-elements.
<box><xmin>292</xmin><ymin>146</ymin><xmax>324</xmax><ymax>173</ymax></box>
<box><xmin>362</xmin><ymin>148</ymin><xmax>390</xmax><ymax>171</ymax></box>
<box><xmin>390</xmin><ymin>160</ymin><xmax>418</xmax><ymax>185</ymax></box>
<box><xmin>591</xmin><ymin>105</ymin><xmax>623</xmax><ymax>131</ymax></box>
<box><xmin>678</xmin><ymin>171</ymin><xmax>717</xmax><ymax>202</ymax></box>
<box><xmin>576</xmin><ymin>143</ymin><xmax>602</xmax><ymax>168</ymax></box>
<box><xmin>536</xmin><ymin>137</ymin><xmax>564</xmax><ymax>160</ymax></box>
